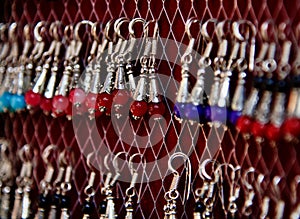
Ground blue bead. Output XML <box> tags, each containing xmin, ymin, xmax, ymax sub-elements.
<box><xmin>10</xmin><ymin>94</ymin><xmax>26</xmax><ymax>111</ymax></box>
<box><xmin>229</xmin><ymin>110</ymin><xmax>242</xmax><ymax>125</ymax></box>
<box><xmin>0</xmin><ymin>92</ymin><xmax>12</xmax><ymax>112</ymax></box>
<box><xmin>210</xmin><ymin>106</ymin><xmax>227</xmax><ymax>124</ymax></box>
<box><xmin>184</xmin><ymin>103</ymin><xmax>205</xmax><ymax>123</ymax></box>
<box><xmin>174</xmin><ymin>102</ymin><xmax>187</xmax><ymax>119</ymax></box>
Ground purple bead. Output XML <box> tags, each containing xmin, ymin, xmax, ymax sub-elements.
<box><xmin>210</xmin><ymin>106</ymin><xmax>227</xmax><ymax>124</ymax></box>
<box><xmin>184</xmin><ymin>103</ymin><xmax>205</xmax><ymax>123</ymax></box>
<box><xmin>174</xmin><ymin>102</ymin><xmax>186</xmax><ymax>119</ymax></box>
<box><xmin>204</xmin><ymin>105</ymin><xmax>211</xmax><ymax>122</ymax></box>
<box><xmin>229</xmin><ymin>110</ymin><xmax>242</xmax><ymax>125</ymax></box>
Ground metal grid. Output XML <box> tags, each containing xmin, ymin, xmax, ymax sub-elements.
<box><xmin>0</xmin><ymin>0</ymin><xmax>300</xmax><ymax>218</ymax></box>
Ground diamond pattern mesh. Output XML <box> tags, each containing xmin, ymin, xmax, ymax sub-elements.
<box><xmin>0</xmin><ymin>0</ymin><xmax>300</xmax><ymax>218</ymax></box>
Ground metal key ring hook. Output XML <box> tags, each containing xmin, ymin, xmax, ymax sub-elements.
<box><xmin>86</xmin><ymin>152</ymin><xmax>96</xmax><ymax>171</ymax></box>
<box><xmin>128</xmin><ymin>153</ymin><xmax>146</xmax><ymax>175</ymax></box>
<box><xmin>19</xmin><ymin>144</ymin><xmax>32</xmax><ymax>162</ymax></box>
<box><xmin>104</xmin><ymin>20</ymin><xmax>114</xmax><ymax>41</ymax></box>
<box><xmin>232</xmin><ymin>20</ymin><xmax>257</xmax><ymax>41</ymax></box>
<box><xmin>34</xmin><ymin>21</ymin><xmax>46</xmax><ymax>42</ymax></box>
<box><xmin>143</xmin><ymin>20</ymin><xmax>159</xmax><ymax>38</ymax></box>
<box><xmin>23</xmin><ymin>24</ymin><xmax>31</xmax><ymax>41</ymax></box>
<box><xmin>129</xmin><ymin>18</ymin><xmax>146</xmax><ymax>38</ymax></box>
<box><xmin>74</xmin><ymin>20</ymin><xmax>94</xmax><ymax>41</ymax></box>
<box><xmin>242</xmin><ymin>167</ymin><xmax>255</xmax><ymax>190</ymax></box>
<box><xmin>0</xmin><ymin>23</ymin><xmax>7</xmax><ymax>41</ymax></box>
<box><xmin>216</xmin><ymin>19</ymin><xmax>232</xmax><ymax>41</ymax></box>
<box><xmin>64</xmin><ymin>24</ymin><xmax>74</xmax><ymax>42</ymax></box>
<box><xmin>42</xmin><ymin>144</ymin><xmax>57</xmax><ymax>165</ymax></box>
<box><xmin>185</xmin><ymin>17</ymin><xmax>200</xmax><ymax>40</ymax></box>
<box><xmin>49</xmin><ymin>21</ymin><xmax>61</xmax><ymax>41</ymax></box>
<box><xmin>199</xmin><ymin>159</ymin><xmax>219</xmax><ymax>181</ymax></box>
<box><xmin>91</xmin><ymin>22</ymin><xmax>102</xmax><ymax>42</ymax></box>
<box><xmin>260</xmin><ymin>20</ymin><xmax>277</xmax><ymax>42</ymax></box>
<box><xmin>201</xmin><ymin>18</ymin><xmax>218</xmax><ymax>41</ymax></box>
<box><xmin>112</xmin><ymin>151</ymin><xmax>129</xmax><ymax>174</ymax></box>
<box><xmin>115</xmin><ymin>17</ymin><xmax>130</xmax><ymax>40</ymax></box>
<box><xmin>168</xmin><ymin>152</ymin><xmax>191</xmax><ymax>202</ymax></box>
<box><xmin>8</xmin><ymin>22</ymin><xmax>18</xmax><ymax>42</ymax></box>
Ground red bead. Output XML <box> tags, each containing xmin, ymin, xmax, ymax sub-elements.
<box><xmin>281</xmin><ymin>117</ymin><xmax>300</xmax><ymax>138</ymax></box>
<box><xmin>69</xmin><ymin>88</ymin><xmax>86</xmax><ymax>105</ymax></box>
<box><xmin>236</xmin><ymin>115</ymin><xmax>253</xmax><ymax>133</ymax></box>
<box><xmin>251</xmin><ymin>121</ymin><xmax>266</xmax><ymax>138</ymax></box>
<box><xmin>148</xmin><ymin>102</ymin><xmax>166</xmax><ymax>117</ymax></box>
<box><xmin>130</xmin><ymin>100</ymin><xmax>148</xmax><ymax>118</ymax></box>
<box><xmin>265</xmin><ymin>123</ymin><xmax>281</xmax><ymax>141</ymax></box>
<box><xmin>112</xmin><ymin>89</ymin><xmax>131</xmax><ymax>105</ymax></box>
<box><xmin>52</xmin><ymin>95</ymin><xmax>69</xmax><ymax>112</ymax></box>
<box><xmin>65</xmin><ymin>102</ymin><xmax>73</xmax><ymax>119</ymax></box>
<box><xmin>97</xmin><ymin>92</ymin><xmax>113</xmax><ymax>114</ymax></box>
<box><xmin>40</xmin><ymin>97</ymin><xmax>52</xmax><ymax>113</ymax></box>
<box><xmin>85</xmin><ymin>93</ymin><xmax>98</xmax><ymax>109</ymax></box>
<box><xmin>25</xmin><ymin>90</ymin><xmax>41</xmax><ymax>107</ymax></box>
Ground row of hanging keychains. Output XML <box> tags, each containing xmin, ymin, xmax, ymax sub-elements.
<box><xmin>0</xmin><ymin>142</ymin><xmax>74</xmax><ymax>219</ymax></box>
<box><xmin>174</xmin><ymin>18</ymin><xmax>300</xmax><ymax>142</ymax></box>
<box><xmin>0</xmin><ymin>18</ymin><xmax>165</xmax><ymax>120</ymax></box>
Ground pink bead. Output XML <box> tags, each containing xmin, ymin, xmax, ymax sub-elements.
<box><xmin>52</xmin><ymin>95</ymin><xmax>69</xmax><ymax>112</ymax></box>
<box><xmin>69</xmin><ymin>88</ymin><xmax>86</xmax><ymax>105</ymax></box>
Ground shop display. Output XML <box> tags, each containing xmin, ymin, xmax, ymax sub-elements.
<box><xmin>0</xmin><ymin>0</ymin><xmax>299</xmax><ymax>218</ymax></box>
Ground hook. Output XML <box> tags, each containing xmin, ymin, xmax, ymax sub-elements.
<box><xmin>115</xmin><ymin>17</ymin><xmax>130</xmax><ymax>40</ymax></box>
<box><xmin>199</xmin><ymin>159</ymin><xmax>219</xmax><ymax>181</ymax></box>
<box><xmin>74</xmin><ymin>20</ymin><xmax>94</xmax><ymax>41</ymax></box>
<box><xmin>49</xmin><ymin>21</ymin><xmax>61</xmax><ymax>41</ymax></box>
<box><xmin>112</xmin><ymin>151</ymin><xmax>128</xmax><ymax>173</ymax></box>
<box><xmin>34</xmin><ymin>21</ymin><xmax>46</xmax><ymax>42</ymax></box>
<box><xmin>8</xmin><ymin>22</ymin><xmax>18</xmax><ymax>42</ymax></box>
<box><xmin>291</xmin><ymin>175</ymin><xmax>300</xmax><ymax>204</ymax></box>
<box><xmin>232</xmin><ymin>20</ymin><xmax>257</xmax><ymax>41</ymax></box>
<box><xmin>129</xmin><ymin>18</ymin><xmax>146</xmax><ymax>38</ymax></box>
<box><xmin>143</xmin><ymin>20</ymin><xmax>159</xmax><ymax>38</ymax></box>
<box><xmin>185</xmin><ymin>17</ymin><xmax>200</xmax><ymax>40</ymax></box>
<box><xmin>42</xmin><ymin>144</ymin><xmax>57</xmax><ymax>165</ymax></box>
<box><xmin>19</xmin><ymin>144</ymin><xmax>32</xmax><ymax>162</ymax></box>
<box><xmin>91</xmin><ymin>22</ymin><xmax>102</xmax><ymax>42</ymax></box>
<box><xmin>260</xmin><ymin>20</ymin><xmax>277</xmax><ymax>42</ymax></box>
<box><xmin>168</xmin><ymin>152</ymin><xmax>191</xmax><ymax>202</ymax></box>
<box><xmin>128</xmin><ymin>153</ymin><xmax>146</xmax><ymax>175</ymax></box>
<box><xmin>23</xmin><ymin>24</ymin><xmax>31</xmax><ymax>41</ymax></box>
<box><xmin>104</xmin><ymin>20</ymin><xmax>114</xmax><ymax>41</ymax></box>
<box><xmin>201</xmin><ymin>18</ymin><xmax>218</xmax><ymax>41</ymax></box>
<box><xmin>216</xmin><ymin>19</ymin><xmax>232</xmax><ymax>41</ymax></box>
<box><xmin>64</xmin><ymin>25</ymin><xmax>74</xmax><ymax>42</ymax></box>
